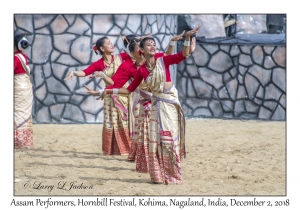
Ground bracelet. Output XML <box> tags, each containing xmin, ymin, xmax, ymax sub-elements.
<box><xmin>112</xmin><ymin>88</ymin><xmax>118</xmax><ymax>94</ymax></box>
<box><xmin>73</xmin><ymin>71</ymin><xmax>77</xmax><ymax>76</ymax></box>
<box><xmin>184</xmin><ymin>40</ymin><xmax>190</xmax><ymax>47</ymax></box>
<box><xmin>98</xmin><ymin>89</ymin><xmax>104</xmax><ymax>96</ymax></box>
<box><xmin>169</xmin><ymin>40</ymin><xmax>176</xmax><ymax>46</ymax></box>
<box><xmin>101</xmin><ymin>73</ymin><xmax>107</xmax><ymax>79</ymax></box>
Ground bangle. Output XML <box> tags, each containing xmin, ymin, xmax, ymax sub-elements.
<box><xmin>112</xmin><ymin>88</ymin><xmax>118</xmax><ymax>94</ymax></box>
<box><xmin>169</xmin><ymin>40</ymin><xmax>176</xmax><ymax>46</ymax></box>
<box><xmin>101</xmin><ymin>73</ymin><xmax>107</xmax><ymax>79</ymax></box>
<box><xmin>98</xmin><ymin>89</ymin><xmax>104</xmax><ymax>96</ymax></box>
<box><xmin>184</xmin><ymin>40</ymin><xmax>190</xmax><ymax>47</ymax></box>
<box><xmin>73</xmin><ymin>71</ymin><xmax>77</xmax><ymax>76</ymax></box>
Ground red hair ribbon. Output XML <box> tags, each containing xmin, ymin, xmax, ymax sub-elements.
<box><xmin>93</xmin><ymin>45</ymin><xmax>97</xmax><ymax>51</ymax></box>
<box><xmin>92</xmin><ymin>44</ymin><xmax>99</xmax><ymax>54</ymax></box>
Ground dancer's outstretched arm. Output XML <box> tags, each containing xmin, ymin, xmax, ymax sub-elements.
<box><xmin>165</xmin><ymin>30</ymin><xmax>185</xmax><ymax>55</ymax></box>
<box><xmin>84</xmin><ymin>85</ymin><xmax>131</xmax><ymax>100</ymax></box>
<box><xmin>89</xmin><ymin>71</ymin><xmax>114</xmax><ymax>85</ymax></box>
<box><xmin>96</xmin><ymin>87</ymin><xmax>131</xmax><ymax>100</ymax></box>
<box><xmin>139</xmin><ymin>33</ymin><xmax>153</xmax><ymax>41</ymax></box>
<box><xmin>182</xmin><ymin>24</ymin><xmax>201</xmax><ymax>57</ymax></box>
<box><xmin>64</xmin><ymin>70</ymin><xmax>86</xmax><ymax>80</ymax></box>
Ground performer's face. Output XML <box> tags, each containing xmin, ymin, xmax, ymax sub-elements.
<box><xmin>100</xmin><ymin>38</ymin><xmax>114</xmax><ymax>54</ymax></box>
<box><xmin>141</xmin><ymin>39</ymin><xmax>156</xmax><ymax>56</ymax></box>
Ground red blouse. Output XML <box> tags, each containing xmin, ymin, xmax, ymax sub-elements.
<box><xmin>107</xmin><ymin>60</ymin><xmax>136</xmax><ymax>89</ymax></box>
<box><xmin>14</xmin><ymin>51</ymin><xmax>28</xmax><ymax>75</ymax></box>
<box><xmin>107</xmin><ymin>52</ymin><xmax>165</xmax><ymax>89</ymax></box>
<box><xmin>127</xmin><ymin>52</ymin><xmax>185</xmax><ymax>92</ymax></box>
<box><xmin>82</xmin><ymin>52</ymin><xmax>131</xmax><ymax>76</ymax></box>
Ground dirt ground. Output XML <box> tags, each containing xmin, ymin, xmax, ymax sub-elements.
<box><xmin>14</xmin><ymin>118</ymin><xmax>286</xmax><ymax>196</ymax></box>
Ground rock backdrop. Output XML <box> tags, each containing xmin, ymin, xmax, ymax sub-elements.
<box><xmin>14</xmin><ymin>14</ymin><xmax>286</xmax><ymax>123</ymax></box>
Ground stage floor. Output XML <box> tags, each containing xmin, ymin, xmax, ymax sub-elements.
<box><xmin>14</xmin><ymin>119</ymin><xmax>286</xmax><ymax>196</ymax></box>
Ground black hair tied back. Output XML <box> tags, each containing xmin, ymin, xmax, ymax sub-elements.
<box><xmin>14</xmin><ymin>35</ymin><xmax>29</xmax><ymax>51</ymax></box>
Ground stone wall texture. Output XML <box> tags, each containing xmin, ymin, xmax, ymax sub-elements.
<box><xmin>177</xmin><ymin>43</ymin><xmax>286</xmax><ymax>120</ymax></box>
<box><xmin>14</xmin><ymin>14</ymin><xmax>286</xmax><ymax>123</ymax></box>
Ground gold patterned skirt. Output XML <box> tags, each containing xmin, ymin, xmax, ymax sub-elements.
<box><xmin>148</xmin><ymin>86</ymin><xmax>185</xmax><ymax>184</ymax></box>
<box><xmin>14</xmin><ymin>74</ymin><xmax>33</xmax><ymax>149</ymax></box>
<box><xmin>102</xmin><ymin>94</ymin><xmax>132</xmax><ymax>155</ymax></box>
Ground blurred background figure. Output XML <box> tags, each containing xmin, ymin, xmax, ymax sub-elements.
<box><xmin>14</xmin><ymin>34</ymin><xmax>33</xmax><ymax>149</ymax></box>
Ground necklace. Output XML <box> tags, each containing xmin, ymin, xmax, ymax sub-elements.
<box><xmin>146</xmin><ymin>62</ymin><xmax>155</xmax><ymax>71</ymax></box>
<box><xmin>104</xmin><ymin>60</ymin><xmax>111</xmax><ymax>66</ymax></box>
<box><xmin>104</xmin><ymin>56</ymin><xmax>113</xmax><ymax>66</ymax></box>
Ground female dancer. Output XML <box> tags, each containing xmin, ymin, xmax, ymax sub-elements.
<box><xmin>14</xmin><ymin>34</ymin><xmax>33</xmax><ymax>149</ymax></box>
<box><xmin>64</xmin><ymin>36</ymin><xmax>134</xmax><ymax>156</ymax></box>
<box><xmin>97</xmin><ymin>25</ymin><xmax>201</xmax><ymax>184</ymax></box>
<box><xmin>85</xmin><ymin>34</ymin><xmax>190</xmax><ymax>173</ymax></box>
<box><xmin>86</xmin><ymin>32</ymin><xmax>185</xmax><ymax>163</ymax></box>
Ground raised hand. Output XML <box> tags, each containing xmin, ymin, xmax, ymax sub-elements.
<box><xmin>183</xmin><ymin>25</ymin><xmax>201</xmax><ymax>57</ymax></box>
<box><xmin>171</xmin><ymin>30</ymin><xmax>185</xmax><ymax>41</ymax></box>
<box><xmin>96</xmin><ymin>90</ymin><xmax>107</xmax><ymax>100</ymax></box>
<box><xmin>89</xmin><ymin>71</ymin><xmax>103</xmax><ymax>79</ymax></box>
<box><xmin>140</xmin><ymin>33</ymin><xmax>153</xmax><ymax>40</ymax></box>
<box><xmin>64</xmin><ymin>71</ymin><xmax>74</xmax><ymax>81</ymax></box>
<box><xmin>186</xmin><ymin>24</ymin><xmax>202</xmax><ymax>36</ymax></box>
<box><xmin>84</xmin><ymin>85</ymin><xmax>100</xmax><ymax>96</ymax></box>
